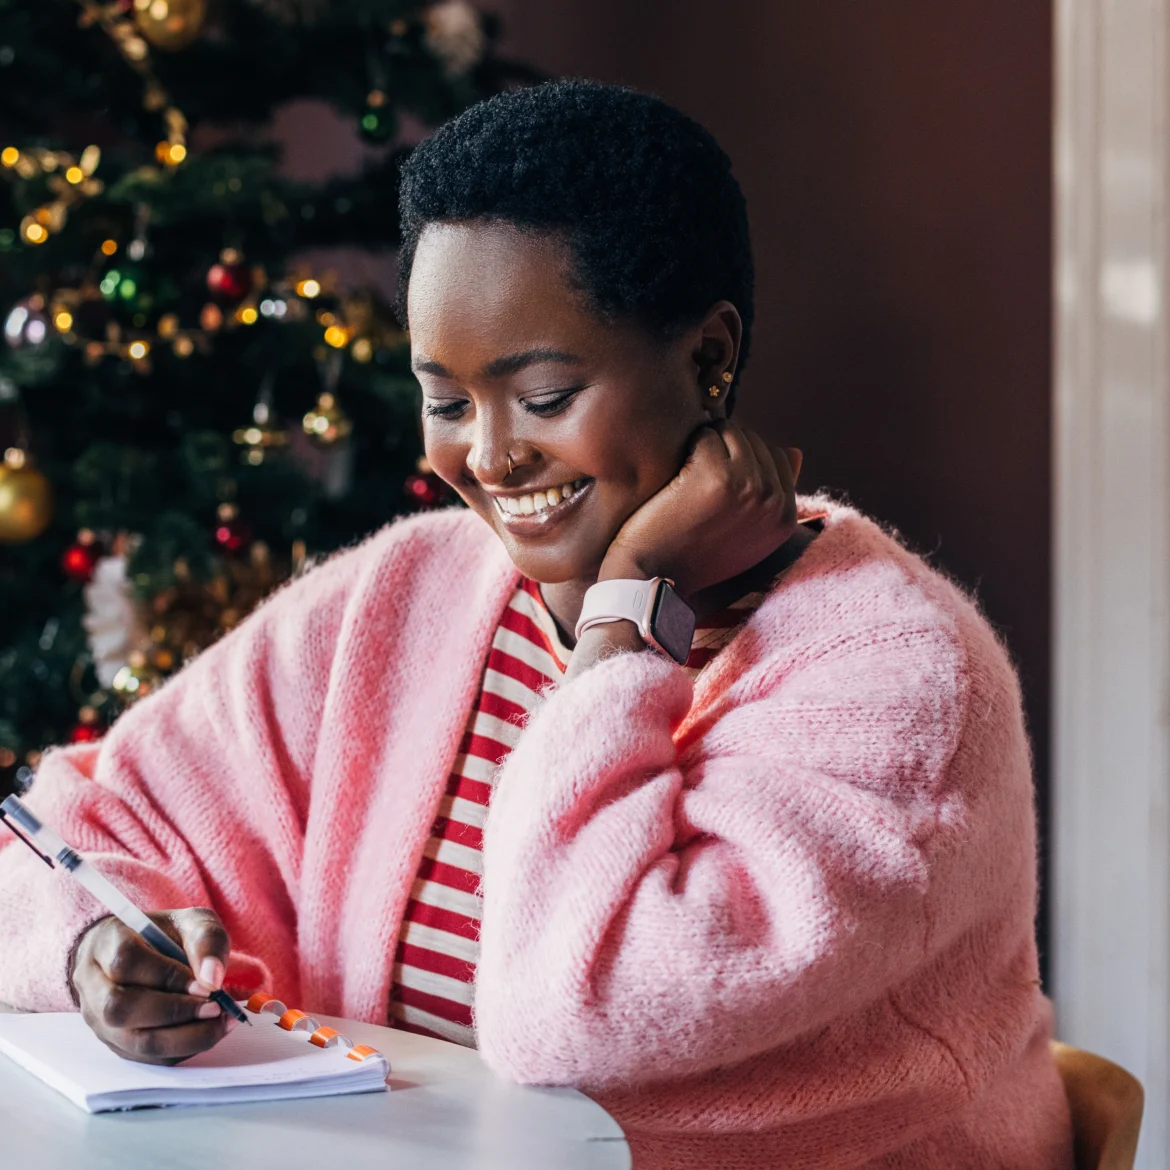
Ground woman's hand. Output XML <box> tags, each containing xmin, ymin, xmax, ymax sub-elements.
<box><xmin>71</xmin><ymin>907</ymin><xmax>235</xmax><ymax>1065</ymax></box>
<box><xmin>599</xmin><ymin>422</ymin><xmax>803</xmax><ymax>598</ymax></box>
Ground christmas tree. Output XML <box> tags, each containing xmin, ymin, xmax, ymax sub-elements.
<box><xmin>0</xmin><ymin>0</ymin><xmax>536</xmax><ymax>792</ymax></box>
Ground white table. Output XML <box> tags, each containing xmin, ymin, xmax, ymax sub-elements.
<box><xmin>0</xmin><ymin>1007</ymin><xmax>631</xmax><ymax>1170</ymax></box>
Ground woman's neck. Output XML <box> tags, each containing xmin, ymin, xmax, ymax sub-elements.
<box><xmin>540</xmin><ymin>526</ymin><xmax>816</xmax><ymax>650</ymax></box>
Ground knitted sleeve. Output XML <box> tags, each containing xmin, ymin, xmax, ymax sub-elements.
<box><xmin>0</xmin><ymin>553</ymin><xmax>352</xmax><ymax>1012</ymax></box>
<box><xmin>474</xmin><ymin>589</ymin><xmax>993</xmax><ymax>1089</ymax></box>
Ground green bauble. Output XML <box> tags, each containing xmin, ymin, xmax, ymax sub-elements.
<box><xmin>98</xmin><ymin>265</ymin><xmax>152</xmax><ymax>315</ymax></box>
<box><xmin>358</xmin><ymin>92</ymin><xmax>397</xmax><ymax>143</ymax></box>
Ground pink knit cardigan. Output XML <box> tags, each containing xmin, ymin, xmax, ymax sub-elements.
<box><xmin>0</xmin><ymin>499</ymin><xmax>1072</xmax><ymax>1169</ymax></box>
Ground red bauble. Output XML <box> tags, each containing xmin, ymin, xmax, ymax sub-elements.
<box><xmin>206</xmin><ymin>262</ymin><xmax>252</xmax><ymax>303</ymax></box>
<box><xmin>404</xmin><ymin>472</ymin><xmax>444</xmax><ymax>509</ymax></box>
<box><xmin>214</xmin><ymin>515</ymin><xmax>252</xmax><ymax>554</ymax></box>
<box><xmin>62</xmin><ymin>542</ymin><xmax>99</xmax><ymax>582</ymax></box>
<box><xmin>68</xmin><ymin>705</ymin><xmax>104</xmax><ymax>743</ymax></box>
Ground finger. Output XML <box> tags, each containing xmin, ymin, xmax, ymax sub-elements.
<box><xmin>109</xmin><ymin>1015</ymin><xmax>236</xmax><ymax>1065</ymax></box>
<box><xmin>686</xmin><ymin>423</ymin><xmax>731</xmax><ymax>466</ymax></box>
<box><xmin>170</xmin><ymin>907</ymin><xmax>231</xmax><ymax>993</ymax></box>
<box><xmin>769</xmin><ymin>446</ymin><xmax>799</xmax><ymax>497</ymax></box>
<box><xmin>769</xmin><ymin>446</ymin><xmax>802</xmax><ymax>527</ymax></box>
<box><xmin>96</xmin><ymin>978</ymin><xmax>225</xmax><ymax>1031</ymax></box>
<box><xmin>91</xmin><ymin>922</ymin><xmax>199</xmax><ymax>996</ymax></box>
<box><xmin>744</xmin><ymin>430</ymin><xmax>782</xmax><ymax>499</ymax></box>
<box><xmin>785</xmin><ymin>447</ymin><xmax>804</xmax><ymax>485</ymax></box>
<box><xmin>716</xmin><ymin>424</ymin><xmax>764</xmax><ymax>494</ymax></box>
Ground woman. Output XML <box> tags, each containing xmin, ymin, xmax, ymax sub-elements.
<box><xmin>0</xmin><ymin>82</ymin><xmax>1072</xmax><ymax>1168</ymax></box>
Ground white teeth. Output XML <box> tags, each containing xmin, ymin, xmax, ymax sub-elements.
<box><xmin>494</xmin><ymin>480</ymin><xmax>586</xmax><ymax>520</ymax></box>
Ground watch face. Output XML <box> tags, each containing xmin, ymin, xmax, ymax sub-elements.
<box><xmin>651</xmin><ymin>581</ymin><xmax>696</xmax><ymax>665</ymax></box>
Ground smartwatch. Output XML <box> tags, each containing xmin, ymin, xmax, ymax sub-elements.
<box><xmin>574</xmin><ymin>578</ymin><xmax>696</xmax><ymax>665</ymax></box>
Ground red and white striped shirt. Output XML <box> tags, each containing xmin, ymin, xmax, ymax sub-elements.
<box><xmin>389</xmin><ymin>577</ymin><xmax>770</xmax><ymax>1046</ymax></box>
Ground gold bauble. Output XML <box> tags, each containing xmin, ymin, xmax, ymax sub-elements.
<box><xmin>302</xmin><ymin>392</ymin><xmax>353</xmax><ymax>448</ymax></box>
<box><xmin>111</xmin><ymin>652</ymin><xmax>162</xmax><ymax>704</ymax></box>
<box><xmin>133</xmin><ymin>0</ymin><xmax>207</xmax><ymax>51</ymax></box>
<box><xmin>0</xmin><ymin>461</ymin><xmax>54</xmax><ymax>543</ymax></box>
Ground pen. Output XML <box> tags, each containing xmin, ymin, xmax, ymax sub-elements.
<box><xmin>0</xmin><ymin>794</ymin><xmax>249</xmax><ymax>1026</ymax></box>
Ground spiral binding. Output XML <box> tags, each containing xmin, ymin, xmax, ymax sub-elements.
<box><xmin>245</xmin><ymin>993</ymin><xmax>385</xmax><ymax>1063</ymax></box>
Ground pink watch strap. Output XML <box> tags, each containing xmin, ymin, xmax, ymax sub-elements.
<box><xmin>574</xmin><ymin>578</ymin><xmax>666</xmax><ymax>641</ymax></box>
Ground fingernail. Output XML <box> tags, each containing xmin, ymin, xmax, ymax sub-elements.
<box><xmin>199</xmin><ymin>958</ymin><xmax>225</xmax><ymax>990</ymax></box>
<box><xmin>187</xmin><ymin>980</ymin><xmax>211</xmax><ymax>998</ymax></box>
<box><xmin>226</xmin><ymin>1017</ymin><xmax>240</xmax><ymax>1033</ymax></box>
<box><xmin>198</xmin><ymin>1001</ymin><xmax>222</xmax><ymax>1020</ymax></box>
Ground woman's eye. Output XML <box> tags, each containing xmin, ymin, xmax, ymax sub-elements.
<box><xmin>424</xmin><ymin>399</ymin><xmax>468</xmax><ymax>419</ymax></box>
<box><xmin>522</xmin><ymin>388</ymin><xmax>582</xmax><ymax>416</ymax></box>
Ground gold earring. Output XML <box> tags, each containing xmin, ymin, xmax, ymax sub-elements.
<box><xmin>722</xmin><ymin>371</ymin><xmax>733</xmax><ymax>384</ymax></box>
<box><xmin>708</xmin><ymin>385</ymin><xmax>721</xmax><ymax>398</ymax></box>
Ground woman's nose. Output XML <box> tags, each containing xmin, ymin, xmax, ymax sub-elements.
<box><xmin>467</xmin><ymin>417</ymin><xmax>515</xmax><ymax>485</ymax></box>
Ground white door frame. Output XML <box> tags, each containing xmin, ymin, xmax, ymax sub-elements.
<box><xmin>1053</xmin><ymin>0</ymin><xmax>1170</xmax><ymax>1165</ymax></box>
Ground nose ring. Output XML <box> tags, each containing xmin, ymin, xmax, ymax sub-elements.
<box><xmin>507</xmin><ymin>453</ymin><xmax>515</xmax><ymax>476</ymax></box>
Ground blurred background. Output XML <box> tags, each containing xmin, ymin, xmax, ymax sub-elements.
<box><xmin>0</xmin><ymin>1</ymin><xmax>1165</xmax><ymax>1164</ymax></box>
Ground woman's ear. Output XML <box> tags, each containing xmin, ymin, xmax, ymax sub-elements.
<box><xmin>691</xmin><ymin>301</ymin><xmax>742</xmax><ymax>416</ymax></box>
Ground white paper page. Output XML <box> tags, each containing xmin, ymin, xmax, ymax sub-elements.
<box><xmin>0</xmin><ymin>1011</ymin><xmax>386</xmax><ymax>1108</ymax></box>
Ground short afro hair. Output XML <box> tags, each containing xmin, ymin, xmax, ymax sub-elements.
<box><xmin>397</xmin><ymin>79</ymin><xmax>755</xmax><ymax>398</ymax></box>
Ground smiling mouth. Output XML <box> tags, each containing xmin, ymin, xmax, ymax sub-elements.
<box><xmin>491</xmin><ymin>478</ymin><xmax>591</xmax><ymax>531</ymax></box>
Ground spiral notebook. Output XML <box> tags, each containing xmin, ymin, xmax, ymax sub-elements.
<box><xmin>0</xmin><ymin>993</ymin><xmax>390</xmax><ymax>1113</ymax></box>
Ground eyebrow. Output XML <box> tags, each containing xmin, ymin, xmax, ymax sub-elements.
<box><xmin>412</xmin><ymin>348</ymin><xmax>583</xmax><ymax>379</ymax></box>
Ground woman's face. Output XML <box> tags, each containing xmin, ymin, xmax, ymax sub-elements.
<box><xmin>407</xmin><ymin>221</ymin><xmax>731</xmax><ymax>584</ymax></box>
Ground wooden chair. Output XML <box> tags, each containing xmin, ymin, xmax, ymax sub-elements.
<box><xmin>1051</xmin><ymin>1042</ymin><xmax>1144</xmax><ymax>1170</ymax></box>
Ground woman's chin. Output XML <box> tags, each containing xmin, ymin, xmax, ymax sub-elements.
<box><xmin>498</xmin><ymin>537</ymin><xmax>606</xmax><ymax>586</ymax></box>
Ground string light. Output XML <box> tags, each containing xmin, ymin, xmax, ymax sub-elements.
<box><xmin>236</xmin><ymin>306</ymin><xmax>258</xmax><ymax>325</ymax></box>
<box><xmin>128</xmin><ymin>341</ymin><xmax>149</xmax><ymax>360</ymax></box>
<box><xmin>100</xmin><ymin>238</ymin><xmax>118</xmax><ymax>256</ymax></box>
<box><xmin>3</xmin><ymin>144</ymin><xmax>103</xmax><ymax>247</ymax></box>
<box><xmin>54</xmin><ymin>311</ymin><xmax>74</xmax><ymax>332</ymax></box>
<box><xmin>296</xmin><ymin>279</ymin><xmax>321</xmax><ymax>298</ymax></box>
<box><xmin>323</xmin><ymin>325</ymin><xmax>349</xmax><ymax>348</ymax></box>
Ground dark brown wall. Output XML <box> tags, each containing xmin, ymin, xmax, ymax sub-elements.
<box><xmin>494</xmin><ymin>1</ymin><xmax>1054</xmax><ymax>954</ymax></box>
